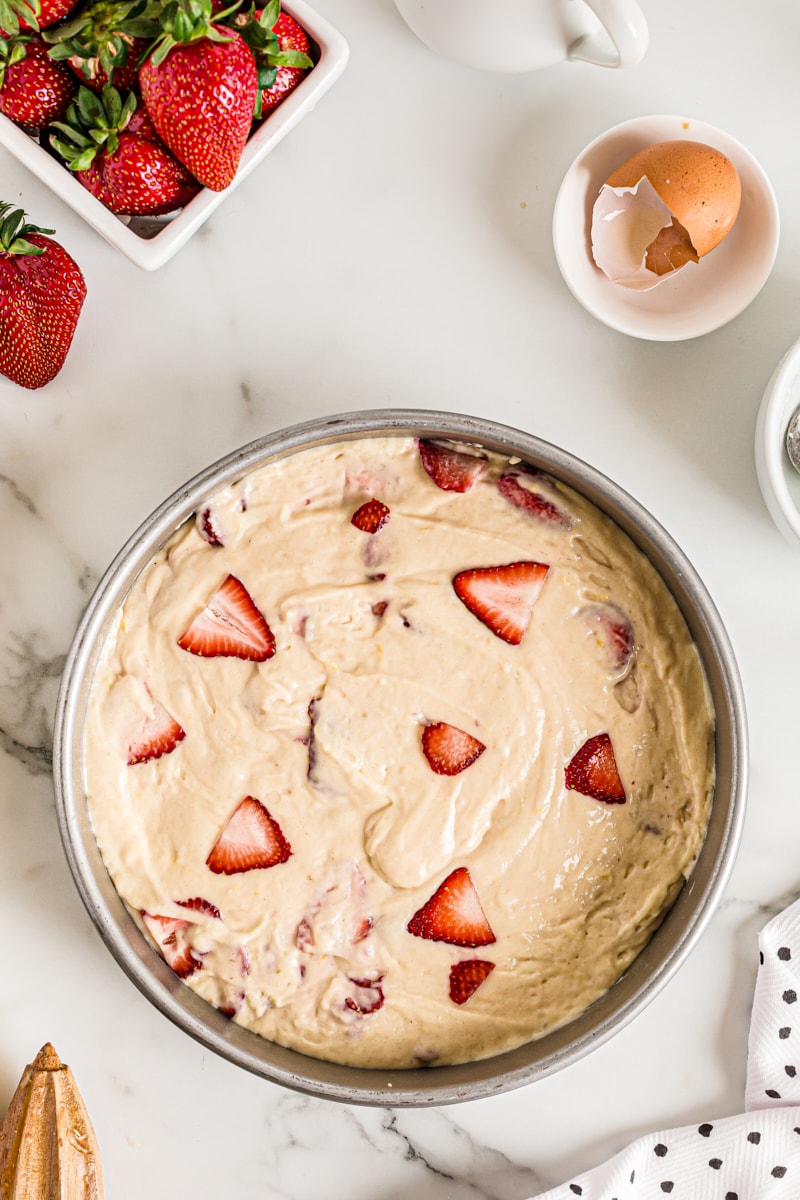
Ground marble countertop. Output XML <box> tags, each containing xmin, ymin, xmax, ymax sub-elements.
<box><xmin>1</xmin><ymin>0</ymin><xmax>799</xmax><ymax>1194</ymax></box>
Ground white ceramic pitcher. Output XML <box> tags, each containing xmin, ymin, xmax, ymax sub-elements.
<box><xmin>393</xmin><ymin>0</ymin><xmax>649</xmax><ymax>73</ymax></box>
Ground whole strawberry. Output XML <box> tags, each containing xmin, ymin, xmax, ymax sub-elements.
<box><xmin>0</xmin><ymin>31</ymin><xmax>77</xmax><ymax>125</ymax></box>
<box><xmin>42</xmin><ymin>0</ymin><xmax>159</xmax><ymax>91</ymax></box>
<box><xmin>231</xmin><ymin>0</ymin><xmax>312</xmax><ymax>119</ymax></box>
<box><xmin>139</xmin><ymin>0</ymin><xmax>258</xmax><ymax>191</ymax></box>
<box><xmin>49</xmin><ymin>85</ymin><xmax>201</xmax><ymax>215</ymax></box>
<box><xmin>0</xmin><ymin>204</ymin><xmax>86</xmax><ymax>390</ymax></box>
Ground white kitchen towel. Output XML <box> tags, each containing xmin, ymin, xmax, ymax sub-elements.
<box><xmin>534</xmin><ymin>897</ymin><xmax>800</xmax><ymax>1198</ymax></box>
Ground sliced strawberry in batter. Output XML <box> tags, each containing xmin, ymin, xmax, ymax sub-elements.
<box><xmin>140</xmin><ymin>911</ymin><xmax>201</xmax><ymax>979</ymax></box>
<box><xmin>196</xmin><ymin>506</ymin><xmax>224</xmax><ymax>546</ymax></box>
<box><xmin>453</xmin><ymin>561</ymin><xmax>549</xmax><ymax>645</ymax></box>
<box><xmin>449</xmin><ymin>958</ymin><xmax>495</xmax><ymax>1005</ymax></box>
<box><xmin>345</xmin><ymin>976</ymin><xmax>385</xmax><ymax>1014</ymax></box>
<box><xmin>565</xmin><ymin>733</ymin><xmax>626</xmax><ymax>804</ymax></box>
<box><xmin>178</xmin><ymin>574</ymin><xmax>275</xmax><ymax>661</ymax></box>
<box><xmin>497</xmin><ymin>472</ymin><xmax>571</xmax><ymax>528</ymax></box>
<box><xmin>351</xmin><ymin>498</ymin><xmax>390</xmax><ymax>534</ymax></box>
<box><xmin>126</xmin><ymin>694</ymin><xmax>186</xmax><ymax>766</ymax></box>
<box><xmin>421</xmin><ymin>722</ymin><xmax>486</xmax><ymax>776</ymax></box>
<box><xmin>407</xmin><ymin>867</ymin><xmax>496</xmax><ymax>947</ymax></box>
<box><xmin>417</xmin><ymin>439</ymin><xmax>486</xmax><ymax>492</ymax></box>
<box><xmin>577</xmin><ymin>603</ymin><xmax>636</xmax><ymax>676</ymax></box>
<box><xmin>175</xmin><ymin>896</ymin><xmax>222</xmax><ymax>920</ymax></box>
<box><xmin>206</xmin><ymin>796</ymin><xmax>292</xmax><ymax>875</ymax></box>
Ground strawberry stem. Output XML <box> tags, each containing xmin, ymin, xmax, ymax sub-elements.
<box><xmin>145</xmin><ymin>0</ymin><xmax>242</xmax><ymax>66</ymax></box>
<box><xmin>48</xmin><ymin>84</ymin><xmax>138</xmax><ymax>171</ymax></box>
<box><xmin>0</xmin><ymin>203</ymin><xmax>52</xmax><ymax>256</ymax></box>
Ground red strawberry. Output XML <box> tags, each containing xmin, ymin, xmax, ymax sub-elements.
<box><xmin>577</xmin><ymin>603</ymin><xmax>636</xmax><ymax>676</ymax></box>
<box><xmin>50</xmin><ymin>86</ymin><xmax>201</xmax><ymax>216</ymax></box>
<box><xmin>565</xmin><ymin>733</ymin><xmax>626</xmax><ymax>804</ymax></box>
<box><xmin>452</xmin><ymin>561</ymin><xmax>549</xmax><ymax>646</ymax></box>
<box><xmin>126</xmin><ymin>692</ymin><xmax>185</xmax><ymax>765</ymax></box>
<box><xmin>496</xmin><ymin>472</ymin><xmax>571</xmax><ymax>529</ymax></box>
<box><xmin>421</xmin><ymin>721</ymin><xmax>485</xmax><ymax>776</ymax></box>
<box><xmin>41</xmin><ymin>0</ymin><xmax>153</xmax><ymax>92</ymax></box>
<box><xmin>178</xmin><ymin>573</ymin><xmax>276</xmax><ymax>661</ymax></box>
<box><xmin>21</xmin><ymin>0</ymin><xmax>79</xmax><ymax>29</ymax></box>
<box><xmin>351</xmin><ymin>498</ymin><xmax>390</xmax><ymax>534</ymax></box>
<box><xmin>206</xmin><ymin>795</ymin><xmax>292</xmax><ymax>874</ymax></box>
<box><xmin>407</xmin><ymin>866</ymin><xmax>496</xmax><ymax>947</ymax></box>
<box><xmin>232</xmin><ymin>1</ymin><xmax>313</xmax><ymax>119</ymax></box>
<box><xmin>140</xmin><ymin>911</ymin><xmax>201</xmax><ymax>978</ymax></box>
<box><xmin>0</xmin><ymin>204</ymin><xmax>86</xmax><ymax>390</ymax></box>
<box><xmin>417</xmin><ymin>439</ymin><xmax>486</xmax><ymax>493</ymax></box>
<box><xmin>449</xmin><ymin>958</ymin><xmax>495</xmax><ymax>1005</ymax></box>
<box><xmin>139</xmin><ymin>0</ymin><xmax>258</xmax><ymax>191</ymax></box>
<box><xmin>0</xmin><ymin>33</ymin><xmax>76</xmax><ymax>126</ymax></box>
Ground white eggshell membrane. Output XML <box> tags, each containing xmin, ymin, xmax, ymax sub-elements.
<box><xmin>591</xmin><ymin>176</ymin><xmax>694</xmax><ymax>291</ymax></box>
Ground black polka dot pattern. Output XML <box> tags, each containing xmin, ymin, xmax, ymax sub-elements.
<box><xmin>535</xmin><ymin>906</ymin><xmax>800</xmax><ymax>1197</ymax></box>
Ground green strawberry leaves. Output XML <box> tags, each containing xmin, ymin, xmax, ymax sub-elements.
<box><xmin>0</xmin><ymin>203</ymin><xmax>53</xmax><ymax>256</ymax></box>
<box><xmin>0</xmin><ymin>30</ymin><xmax>30</xmax><ymax>89</ymax></box>
<box><xmin>146</xmin><ymin>0</ymin><xmax>244</xmax><ymax>66</ymax></box>
<box><xmin>233</xmin><ymin>0</ymin><xmax>312</xmax><ymax>70</ymax></box>
<box><xmin>43</xmin><ymin>0</ymin><xmax>161</xmax><ymax>83</ymax></box>
<box><xmin>48</xmin><ymin>84</ymin><xmax>137</xmax><ymax>170</ymax></box>
<box><xmin>0</xmin><ymin>0</ymin><xmax>39</xmax><ymax>35</ymax></box>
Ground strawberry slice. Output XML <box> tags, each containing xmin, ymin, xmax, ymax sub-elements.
<box><xmin>407</xmin><ymin>867</ymin><xmax>496</xmax><ymax>947</ymax></box>
<box><xmin>175</xmin><ymin>896</ymin><xmax>222</xmax><ymax>920</ymax></box>
<box><xmin>345</xmin><ymin>976</ymin><xmax>385</xmax><ymax>1015</ymax></box>
<box><xmin>453</xmin><ymin>561</ymin><xmax>549</xmax><ymax>646</ymax></box>
<box><xmin>417</xmin><ymin>439</ymin><xmax>486</xmax><ymax>492</ymax></box>
<box><xmin>206</xmin><ymin>795</ymin><xmax>292</xmax><ymax>875</ymax></box>
<box><xmin>497</xmin><ymin>473</ymin><xmax>571</xmax><ymax>529</ymax></box>
<box><xmin>421</xmin><ymin>722</ymin><xmax>486</xmax><ymax>776</ymax></box>
<box><xmin>449</xmin><ymin>959</ymin><xmax>495</xmax><ymax>1005</ymax></box>
<box><xmin>565</xmin><ymin>733</ymin><xmax>626</xmax><ymax>804</ymax></box>
<box><xmin>140</xmin><ymin>911</ymin><xmax>201</xmax><ymax>979</ymax></box>
<box><xmin>351</xmin><ymin>498</ymin><xmax>390</xmax><ymax>534</ymax></box>
<box><xmin>126</xmin><ymin>693</ymin><xmax>185</xmax><ymax>766</ymax></box>
<box><xmin>178</xmin><ymin>574</ymin><xmax>275</xmax><ymax>661</ymax></box>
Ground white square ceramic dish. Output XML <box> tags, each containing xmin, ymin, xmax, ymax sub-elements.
<box><xmin>0</xmin><ymin>0</ymin><xmax>349</xmax><ymax>270</ymax></box>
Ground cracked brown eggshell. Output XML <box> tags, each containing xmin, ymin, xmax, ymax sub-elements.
<box><xmin>605</xmin><ymin>139</ymin><xmax>742</xmax><ymax>258</ymax></box>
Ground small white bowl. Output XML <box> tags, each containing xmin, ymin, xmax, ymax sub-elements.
<box><xmin>755</xmin><ymin>335</ymin><xmax>800</xmax><ymax>545</ymax></box>
<box><xmin>0</xmin><ymin>0</ymin><xmax>348</xmax><ymax>271</ymax></box>
<box><xmin>552</xmin><ymin>114</ymin><xmax>780</xmax><ymax>341</ymax></box>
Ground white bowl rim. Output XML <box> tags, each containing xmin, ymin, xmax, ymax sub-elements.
<box><xmin>755</xmin><ymin>334</ymin><xmax>800</xmax><ymax>544</ymax></box>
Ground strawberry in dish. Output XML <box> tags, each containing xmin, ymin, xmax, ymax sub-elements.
<box><xmin>83</xmin><ymin>434</ymin><xmax>714</xmax><ymax>1069</ymax></box>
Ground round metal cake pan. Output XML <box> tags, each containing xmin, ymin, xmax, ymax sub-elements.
<box><xmin>53</xmin><ymin>409</ymin><xmax>748</xmax><ymax>1106</ymax></box>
